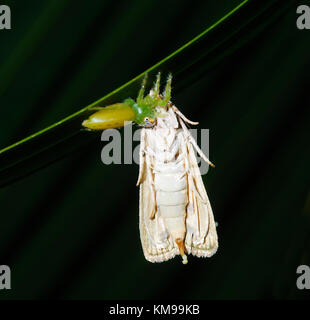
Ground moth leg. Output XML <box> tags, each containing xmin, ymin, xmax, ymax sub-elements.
<box><xmin>172</xmin><ymin>105</ymin><xmax>199</xmax><ymax>125</ymax></box>
<box><xmin>179</xmin><ymin>119</ymin><xmax>215</xmax><ymax>167</ymax></box>
<box><xmin>189</xmin><ymin>135</ymin><xmax>215</xmax><ymax>168</ymax></box>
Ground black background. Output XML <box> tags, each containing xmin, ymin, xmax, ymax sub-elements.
<box><xmin>0</xmin><ymin>0</ymin><xmax>310</xmax><ymax>300</ymax></box>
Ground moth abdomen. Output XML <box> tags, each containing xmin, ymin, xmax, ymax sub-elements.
<box><xmin>157</xmin><ymin>189</ymin><xmax>187</xmax><ymax>207</ymax></box>
<box><xmin>154</xmin><ymin>173</ymin><xmax>186</xmax><ymax>192</ymax></box>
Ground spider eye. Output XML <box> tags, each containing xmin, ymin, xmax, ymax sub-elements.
<box><xmin>142</xmin><ymin>116</ymin><xmax>155</xmax><ymax>127</ymax></box>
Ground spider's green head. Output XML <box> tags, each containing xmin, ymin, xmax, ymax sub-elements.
<box><xmin>126</xmin><ymin>72</ymin><xmax>172</xmax><ymax>128</ymax></box>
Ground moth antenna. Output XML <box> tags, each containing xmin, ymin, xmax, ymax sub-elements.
<box><xmin>153</xmin><ymin>72</ymin><xmax>161</xmax><ymax>97</ymax></box>
<box><xmin>176</xmin><ymin>238</ymin><xmax>188</xmax><ymax>265</ymax></box>
<box><xmin>162</xmin><ymin>73</ymin><xmax>172</xmax><ymax>105</ymax></box>
<box><xmin>137</xmin><ymin>73</ymin><xmax>148</xmax><ymax>104</ymax></box>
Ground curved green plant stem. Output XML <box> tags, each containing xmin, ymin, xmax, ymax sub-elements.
<box><xmin>0</xmin><ymin>0</ymin><xmax>249</xmax><ymax>155</ymax></box>
<box><xmin>0</xmin><ymin>0</ymin><xmax>293</xmax><ymax>188</ymax></box>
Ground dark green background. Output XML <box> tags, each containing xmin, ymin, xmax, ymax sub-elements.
<box><xmin>0</xmin><ymin>0</ymin><xmax>310</xmax><ymax>300</ymax></box>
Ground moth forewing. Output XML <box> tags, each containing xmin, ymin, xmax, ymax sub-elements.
<box><xmin>137</xmin><ymin>105</ymin><xmax>218</xmax><ymax>264</ymax></box>
<box><xmin>138</xmin><ymin>128</ymin><xmax>179</xmax><ymax>263</ymax></box>
<box><xmin>182</xmin><ymin>131</ymin><xmax>218</xmax><ymax>257</ymax></box>
<box><xmin>136</xmin><ymin>129</ymin><xmax>146</xmax><ymax>186</ymax></box>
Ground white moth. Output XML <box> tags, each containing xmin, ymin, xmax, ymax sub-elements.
<box><xmin>137</xmin><ymin>88</ymin><xmax>218</xmax><ymax>264</ymax></box>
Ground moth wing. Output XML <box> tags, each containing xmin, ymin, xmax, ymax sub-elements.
<box><xmin>138</xmin><ymin>129</ymin><xmax>179</xmax><ymax>263</ymax></box>
<box><xmin>182</xmin><ymin>131</ymin><xmax>218</xmax><ymax>258</ymax></box>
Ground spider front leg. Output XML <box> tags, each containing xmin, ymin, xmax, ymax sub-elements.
<box><xmin>161</xmin><ymin>73</ymin><xmax>172</xmax><ymax>106</ymax></box>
